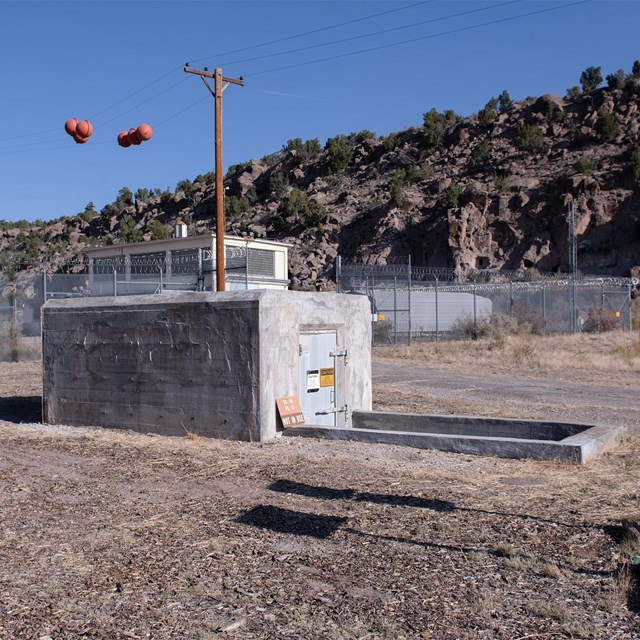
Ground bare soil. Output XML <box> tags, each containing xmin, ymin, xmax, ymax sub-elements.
<box><xmin>1</xmin><ymin>334</ymin><xmax>639</xmax><ymax>639</ymax></box>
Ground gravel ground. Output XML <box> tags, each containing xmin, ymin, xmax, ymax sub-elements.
<box><xmin>0</xmin><ymin>352</ymin><xmax>639</xmax><ymax>640</ymax></box>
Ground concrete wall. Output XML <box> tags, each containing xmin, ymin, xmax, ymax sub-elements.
<box><xmin>42</xmin><ymin>290</ymin><xmax>371</xmax><ymax>441</ymax></box>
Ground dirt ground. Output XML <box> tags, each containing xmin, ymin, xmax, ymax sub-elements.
<box><xmin>0</xmin><ymin>333</ymin><xmax>639</xmax><ymax>639</ymax></box>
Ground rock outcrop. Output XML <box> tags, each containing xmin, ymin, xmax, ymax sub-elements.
<box><xmin>2</xmin><ymin>80</ymin><xmax>640</xmax><ymax>295</ymax></box>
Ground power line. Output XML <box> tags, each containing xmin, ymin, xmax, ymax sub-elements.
<box><xmin>243</xmin><ymin>0</ymin><xmax>591</xmax><ymax>78</ymax></box>
<box><xmin>219</xmin><ymin>0</ymin><xmax>523</xmax><ymax>69</ymax></box>
<box><xmin>187</xmin><ymin>0</ymin><xmax>434</xmax><ymax>66</ymax></box>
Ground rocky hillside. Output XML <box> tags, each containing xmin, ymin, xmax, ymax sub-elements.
<box><xmin>2</xmin><ymin>72</ymin><xmax>640</xmax><ymax>294</ymax></box>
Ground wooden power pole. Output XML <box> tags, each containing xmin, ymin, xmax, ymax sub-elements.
<box><xmin>184</xmin><ymin>65</ymin><xmax>244</xmax><ymax>292</ymax></box>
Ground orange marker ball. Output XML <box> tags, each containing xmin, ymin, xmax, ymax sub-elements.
<box><xmin>64</xmin><ymin>118</ymin><xmax>78</xmax><ymax>136</ymax></box>
<box><xmin>127</xmin><ymin>128</ymin><xmax>142</xmax><ymax>145</ymax></box>
<box><xmin>75</xmin><ymin>120</ymin><xmax>93</xmax><ymax>138</ymax></box>
<box><xmin>73</xmin><ymin>134</ymin><xmax>89</xmax><ymax>144</ymax></box>
<box><xmin>117</xmin><ymin>131</ymin><xmax>131</xmax><ymax>148</ymax></box>
<box><xmin>136</xmin><ymin>124</ymin><xmax>153</xmax><ymax>141</ymax></box>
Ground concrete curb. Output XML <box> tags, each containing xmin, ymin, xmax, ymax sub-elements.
<box><xmin>283</xmin><ymin>411</ymin><xmax>625</xmax><ymax>464</ymax></box>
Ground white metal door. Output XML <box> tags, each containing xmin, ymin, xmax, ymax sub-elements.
<box><xmin>299</xmin><ymin>332</ymin><xmax>337</xmax><ymax>426</ymax></box>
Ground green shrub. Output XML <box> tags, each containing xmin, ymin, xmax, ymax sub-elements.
<box><xmin>226</xmin><ymin>161</ymin><xmax>251</xmax><ymax>175</ymax></box>
<box><xmin>583</xmin><ymin>307</ymin><xmax>620</xmax><ymax>333</ymax></box>
<box><xmin>388</xmin><ymin>169</ymin><xmax>406</xmax><ymax>207</ymax></box>
<box><xmin>606</xmin><ymin>69</ymin><xmax>626</xmax><ymax>90</ymax></box>
<box><xmin>566</xmin><ymin>86</ymin><xmax>581</xmax><ymax>100</ymax></box>
<box><xmin>574</xmin><ymin>156</ymin><xmax>599</xmax><ymax>174</ymax></box>
<box><xmin>630</xmin><ymin>146</ymin><xmax>640</xmax><ymax>180</ymax></box>
<box><xmin>225</xmin><ymin>195</ymin><xmax>250</xmax><ymax>218</ymax></box>
<box><xmin>116</xmin><ymin>187</ymin><xmax>134</xmax><ymax>208</ymax></box>
<box><xmin>283</xmin><ymin>137</ymin><xmax>321</xmax><ymax>162</ymax></box>
<box><xmin>325</xmin><ymin>134</ymin><xmax>353</xmax><ymax>173</ymax></box>
<box><xmin>478</xmin><ymin>98</ymin><xmax>498</xmax><ymax>128</ymax></box>
<box><xmin>595</xmin><ymin>112</ymin><xmax>620</xmax><ymax>140</ymax></box>
<box><xmin>146</xmin><ymin>219</ymin><xmax>171</xmax><ymax>240</ymax></box>
<box><xmin>632</xmin><ymin>60</ymin><xmax>640</xmax><ymax>78</ymax></box>
<box><xmin>382</xmin><ymin>132</ymin><xmax>403</xmax><ymax>153</ymax></box>
<box><xmin>119</xmin><ymin>215</ymin><xmax>142</xmax><ymax>243</ymax></box>
<box><xmin>492</xmin><ymin>173</ymin><xmax>508</xmax><ymax>193</ymax></box>
<box><xmin>269</xmin><ymin>172</ymin><xmax>288</xmax><ymax>197</ymax></box>
<box><xmin>498</xmin><ymin>90</ymin><xmax>513</xmax><ymax>112</ymax></box>
<box><xmin>471</xmin><ymin>140</ymin><xmax>492</xmax><ymax>166</ymax></box>
<box><xmin>422</xmin><ymin>108</ymin><xmax>450</xmax><ymax>146</ymax></box>
<box><xmin>439</xmin><ymin>180</ymin><xmax>463</xmax><ymax>209</ymax></box>
<box><xmin>580</xmin><ymin>66</ymin><xmax>602</xmax><ymax>93</ymax></box>
<box><xmin>515</xmin><ymin>124</ymin><xmax>545</xmax><ymax>152</ymax></box>
<box><xmin>194</xmin><ymin>171</ymin><xmax>215</xmax><ymax>185</ymax></box>
<box><xmin>278</xmin><ymin>188</ymin><xmax>326</xmax><ymax>228</ymax></box>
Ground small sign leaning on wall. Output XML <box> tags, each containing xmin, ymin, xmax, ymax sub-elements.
<box><xmin>276</xmin><ymin>396</ymin><xmax>305</xmax><ymax>428</ymax></box>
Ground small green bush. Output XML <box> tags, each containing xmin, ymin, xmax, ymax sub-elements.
<box><xmin>515</xmin><ymin>124</ymin><xmax>545</xmax><ymax>152</ymax></box>
<box><xmin>119</xmin><ymin>215</ymin><xmax>142</xmax><ymax>243</ymax></box>
<box><xmin>388</xmin><ymin>170</ymin><xmax>406</xmax><ymax>207</ymax></box>
<box><xmin>606</xmin><ymin>69</ymin><xmax>626</xmax><ymax>90</ymax></box>
<box><xmin>477</xmin><ymin>98</ymin><xmax>498</xmax><ymax>128</ymax></box>
<box><xmin>498</xmin><ymin>90</ymin><xmax>513</xmax><ymax>112</ymax></box>
<box><xmin>278</xmin><ymin>188</ymin><xmax>326</xmax><ymax>228</ymax></box>
<box><xmin>580</xmin><ymin>66</ymin><xmax>602</xmax><ymax>93</ymax></box>
<box><xmin>471</xmin><ymin>140</ymin><xmax>492</xmax><ymax>166</ymax></box>
<box><xmin>566</xmin><ymin>86</ymin><xmax>581</xmax><ymax>100</ymax></box>
<box><xmin>439</xmin><ymin>181</ymin><xmax>463</xmax><ymax>209</ymax></box>
<box><xmin>632</xmin><ymin>60</ymin><xmax>640</xmax><ymax>78</ymax></box>
<box><xmin>146</xmin><ymin>219</ymin><xmax>171</xmax><ymax>240</ymax></box>
<box><xmin>574</xmin><ymin>156</ymin><xmax>599</xmax><ymax>174</ymax></box>
<box><xmin>422</xmin><ymin>108</ymin><xmax>455</xmax><ymax>146</ymax></box>
<box><xmin>325</xmin><ymin>134</ymin><xmax>353</xmax><ymax>173</ymax></box>
<box><xmin>595</xmin><ymin>112</ymin><xmax>620</xmax><ymax>140</ymax></box>
<box><xmin>630</xmin><ymin>146</ymin><xmax>640</xmax><ymax>180</ymax></box>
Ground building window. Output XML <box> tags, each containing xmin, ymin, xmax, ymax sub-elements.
<box><xmin>248</xmin><ymin>248</ymin><xmax>275</xmax><ymax>277</ymax></box>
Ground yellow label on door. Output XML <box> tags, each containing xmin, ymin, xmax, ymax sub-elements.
<box><xmin>320</xmin><ymin>367</ymin><xmax>335</xmax><ymax>387</ymax></box>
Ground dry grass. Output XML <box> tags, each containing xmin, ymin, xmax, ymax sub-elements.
<box><xmin>375</xmin><ymin>330</ymin><xmax>640</xmax><ymax>373</ymax></box>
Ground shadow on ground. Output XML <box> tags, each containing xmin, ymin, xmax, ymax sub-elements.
<box><xmin>0</xmin><ymin>396</ymin><xmax>41</xmax><ymax>423</ymax></box>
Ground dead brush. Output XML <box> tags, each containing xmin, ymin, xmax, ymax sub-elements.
<box><xmin>181</xmin><ymin>422</ymin><xmax>201</xmax><ymax>441</ymax></box>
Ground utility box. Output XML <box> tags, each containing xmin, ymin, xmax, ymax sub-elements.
<box><xmin>42</xmin><ymin>290</ymin><xmax>372</xmax><ymax>441</ymax></box>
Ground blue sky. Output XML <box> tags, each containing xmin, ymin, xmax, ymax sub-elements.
<box><xmin>1</xmin><ymin>0</ymin><xmax>638</xmax><ymax>223</ymax></box>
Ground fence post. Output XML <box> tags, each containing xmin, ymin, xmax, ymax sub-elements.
<box><xmin>473</xmin><ymin>283</ymin><xmax>477</xmax><ymax>338</ymax></box>
<box><xmin>541</xmin><ymin>281</ymin><xmax>546</xmax><ymax>322</ymax></box>
<box><xmin>393</xmin><ymin>276</ymin><xmax>398</xmax><ymax>344</ymax></box>
<box><xmin>113</xmin><ymin>269</ymin><xmax>117</xmax><ymax>297</ymax></box>
<box><xmin>509</xmin><ymin>280</ymin><xmax>513</xmax><ymax>314</ymax></box>
<box><xmin>435</xmin><ymin>277</ymin><xmax>439</xmax><ymax>343</ymax></box>
<box><xmin>628</xmin><ymin>283</ymin><xmax>633</xmax><ymax>332</ymax></box>
<box><xmin>159</xmin><ymin>266</ymin><xmax>163</xmax><ymax>293</ymax></box>
<box><xmin>407</xmin><ymin>255</ymin><xmax>412</xmax><ymax>346</ymax></box>
<box><xmin>601</xmin><ymin>282</ymin><xmax>605</xmax><ymax>312</ymax></box>
<box><xmin>336</xmin><ymin>255</ymin><xmax>342</xmax><ymax>293</ymax></box>
<box><xmin>42</xmin><ymin>268</ymin><xmax>47</xmax><ymax>303</ymax></box>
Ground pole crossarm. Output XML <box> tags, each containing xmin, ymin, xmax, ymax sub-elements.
<box><xmin>184</xmin><ymin>65</ymin><xmax>244</xmax><ymax>292</ymax></box>
<box><xmin>184</xmin><ymin>65</ymin><xmax>245</xmax><ymax>87</ymax></box>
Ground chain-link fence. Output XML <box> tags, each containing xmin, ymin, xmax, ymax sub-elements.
<box><xmin>0</xmin><ymin>247</ymin><xmax>277</xmax><ymax>360</ymax></box>
<box><xmin>336</xmin><ymin>258</ymin><xmax>636</xmax><ymax>345</ymax></box>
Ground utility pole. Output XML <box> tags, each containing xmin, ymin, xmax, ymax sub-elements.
<box><xmin>184</xmin><ymin>65</ymin><xmax>244</xmax><ymax>292</ymax></box>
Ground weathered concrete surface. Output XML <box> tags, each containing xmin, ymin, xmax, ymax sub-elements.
<box><xmin>353</xmin><ymin>411</ymin><xmax>587</xmax><ymax>441</ymax></box>
<box><xmin>284</xmin><ymin>414</ymin><xmax>625</xmax><ymax>464</ymax></box>
<box><xmin>43</xmin><ymin>291</ymin><xmax>371</xmax><ymax>441</ymax></box>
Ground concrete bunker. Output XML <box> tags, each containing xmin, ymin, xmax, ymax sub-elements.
<box><xmin>42</xmin><ymin>290</ymin><xmax>372</xmax><ymax>441</ymax></box>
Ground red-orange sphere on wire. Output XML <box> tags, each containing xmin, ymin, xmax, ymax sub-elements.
<box><xmin>117</xmin><ymin>131</ymin><xmax>131</xmax><ymax>148</ymax></box>
<box><xmin>136</xmin><ymin>124</ymin><xmax>153</xmax><ymax>141</ymax></box>
<box><xmin>64</xmin><ymin>118</ymin><xmax>78</xmax><ymax>136</ymax></box>
<box><xmin>127</xmin><ymin>128</ymin><xmax>142</xmax><ymax>145</ymax></box>
<box><xmin>73</xmin><ymin>134</ymin><xmax>89</xmax><ymax>144</ymax></box>
<box><xmin>75</xmin><ymin>120</ymin><xmax>93</xmax><ymax>139</ymax></box>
